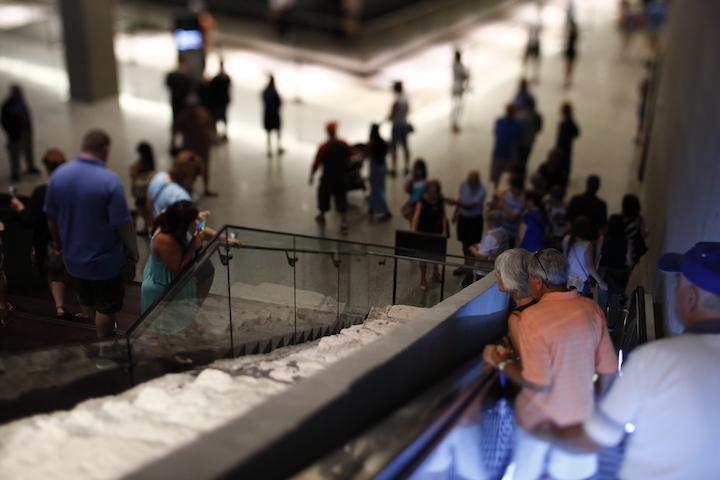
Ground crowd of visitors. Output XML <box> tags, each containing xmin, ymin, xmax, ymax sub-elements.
<box><xmin>485</xmin><ymin>241</ymin><xmax>720</xmax><ymax>479</ymax></box>
<box><xmin>287</xmin><ymin>53</ymin><xmax>646</xmax><ymax>297</ymax></box>
<box><xmin>0</xmin><ymin>120</ymin><xmax>225</xmax><ymax>337</ymax></box>
<box><xmin>165</xmin><ymin>57</ymin><xmax>231</xmax><ymax>197</ymax></box>
<box><xmin>486</xmin><ymin>248</ymin><xmax>617</xmax><ymax>479</ymax></box>
<box><xmin>43</xmin><ymin>130</ymin><xmax>139</xmax><ymax>338</ymax></box>
<box><xmin>0</xmin><ymin>1</ymin><xmax>663</xmax><ymax>337</ymax></box>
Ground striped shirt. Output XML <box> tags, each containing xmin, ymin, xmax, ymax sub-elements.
<box><xmin>514</xmin><ymin>291</ymin><xmax>617</xmax><ymax>430</ymax></box>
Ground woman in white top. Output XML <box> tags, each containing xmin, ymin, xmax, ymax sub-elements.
<box><xmin>563</xmin><ymin>216</ymin><xmax>607</xmax><ymax>296</ymax></box>
<box><xmin>451</xmin><ymin>50</ymin><xmax>470</xmax><ymax>133</ymax></box>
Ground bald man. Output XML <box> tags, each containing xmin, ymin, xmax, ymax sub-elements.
<box><xmin>448</xmin><ymin>171</ymin><xmax>486</xmax><ymax>275</ymax></box>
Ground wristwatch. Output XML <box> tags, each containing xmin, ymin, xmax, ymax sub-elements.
<box><xmin>498</xmin><ymin>359</ymin><xmax>512</xmax><ymax>372</ymax></box>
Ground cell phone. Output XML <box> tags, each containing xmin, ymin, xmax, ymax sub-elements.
<box><xmin>8</xmin><ymin>186</ymin><xmax>17</xmax><ymax>197</ymax></box>
<box><xmin>196</xmin><ymin>219</ymin><xmax>206</xmax><ymax>233</ymax></box>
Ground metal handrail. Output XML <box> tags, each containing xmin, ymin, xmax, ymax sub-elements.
<box><xmin>127</xmin><ymin>225</ymin><xmax>492</xmax><ymax>337</ymax></box>
<box><xmin>376</xmin><ymin>363</ymin><xmax>498</xmax><ymax>479</ymax></box>
<box><xmin>236</xmin><ymin>242</ymin><xmax>494</xmax><ymax>270</ymax></box>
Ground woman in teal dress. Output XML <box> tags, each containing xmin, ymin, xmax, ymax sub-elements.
<box><xmin>141</xmin><ymin>200</ymin><xmax>209</xmax><ymax>334</ymax></box>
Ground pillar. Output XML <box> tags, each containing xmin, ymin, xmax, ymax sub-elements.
<box><xmin>59</xmin><ymin>0</ymin><xmax>119</xmax><ymax>102</ymax></box>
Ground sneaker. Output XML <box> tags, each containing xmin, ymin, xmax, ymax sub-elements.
<box><xmin>95</xmin><ymin>358</ymin><xmax>116</xmax><ymax>370</ymax></box>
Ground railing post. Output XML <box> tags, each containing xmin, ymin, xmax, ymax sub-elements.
<box><xmin>224</xmin><ymin>236</ymin><xmax>235</xmax><ymax>357</ymax></box>
<box><xmin>292</xmin><ymin>236</ymin><xmax>298</xmax><ymax>340</ymax></box>
<box><xmin>392</xmin><ymin>257</ymin><xmax>398</xmax><ymax>305</ymax></box>
<box><xmin>439</xmin><ymin>263</ymin><xmax>446</xmax><ymax>300</ymax></box>
<box><xmin>126</xmin><ymin>335</ymin><xmax>135</xmax><ymax>386</ymax></box>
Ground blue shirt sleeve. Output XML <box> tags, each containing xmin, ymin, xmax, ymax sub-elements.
<box><xmin>107</xmin><ymin>179</ymin><xmax>132</xmax><ymax>227</ymax></box>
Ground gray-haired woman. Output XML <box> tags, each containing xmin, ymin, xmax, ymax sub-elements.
<box><xmin>494</xmin><ymin>248</ymin><xmax>536</xmax><ymax>349</ymax></box>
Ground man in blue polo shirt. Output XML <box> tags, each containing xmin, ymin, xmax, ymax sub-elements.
<box><xmin>532</xmin><ymin>242</ymin><xmax>720</xmax><ymax>479</ymax></box>
<box><xmin>45</xmin><ymin>130</ymin><xmax>138</xmax><ymax>337</ymax></box>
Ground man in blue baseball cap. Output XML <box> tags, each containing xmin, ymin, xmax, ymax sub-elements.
<box><xmin>528</xmin><ymin>242</ymin><xmax>720</xmax><ymax>479</ymax></box>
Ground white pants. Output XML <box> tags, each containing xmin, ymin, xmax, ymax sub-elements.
<box><xmin>417</xmin><ymin>422</ymin><xmax>488</xmax><ymax>478</ymax></box>
<box><xmin>512</xmin><ymin>425</ymin><xmax>597</xmax><ymax>480</ymax></box>
<box><xmin>451</xmin><ymin>92</ymin><xmax>464</xmax><ymax>124</ymax></box>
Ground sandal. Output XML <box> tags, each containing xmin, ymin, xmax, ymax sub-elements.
<box><xmin>73</xmin><ymin>312</ymin><xmax>92</xmax><ymax>323</ymax></box>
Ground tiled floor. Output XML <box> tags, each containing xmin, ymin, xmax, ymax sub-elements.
<box><xmin>0</xmin><ymin>0</ymin><xmax>650</xmax><ymax>256</ymax></box>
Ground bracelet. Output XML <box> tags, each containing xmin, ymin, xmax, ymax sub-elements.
<box><xmin>498</xmin><ymin>359</ymin><xmax>512</xmax><ymax>372</ymax></box>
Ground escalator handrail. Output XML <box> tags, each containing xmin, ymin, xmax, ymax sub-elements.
<box><xmin>376</xmin><ymin>363</ymin><xmax>498</xmax><ymax>480</ymax></box>
<box><xmin>293</xmin><ymin>357</ymin><xmax>499</xmax><ymax>480</ymax></box>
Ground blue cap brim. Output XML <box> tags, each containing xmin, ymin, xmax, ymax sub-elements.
<box><xmin>658</xmin><ymin>252</ymin><xmax>683</xmax><ymax>272</ymax></box>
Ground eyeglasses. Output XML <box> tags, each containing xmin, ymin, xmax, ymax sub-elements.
<box><xmin>534</xmin><ymin>250</ymin><xmax>549</xmax><ymax>283</ymax></box>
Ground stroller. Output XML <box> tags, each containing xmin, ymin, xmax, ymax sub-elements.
<box><xmin>345</xmin><ymin>143</ymin><xmax>367</xmax><ymax>193</ymax></box>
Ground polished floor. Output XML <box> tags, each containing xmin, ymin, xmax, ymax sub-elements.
<box><xmin>0</xmin><ymin>0</ymin><xmax>649</xmax><ymax>256</ymax></box>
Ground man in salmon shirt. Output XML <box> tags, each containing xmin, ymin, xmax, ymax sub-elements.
<box><xmin>483</xmin><ymin>248</ymin><xmax>617</xmax><ymax>479</ymax></box>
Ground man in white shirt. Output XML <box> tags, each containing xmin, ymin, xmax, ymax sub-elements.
<box><xmin>451</xmin><ymin>49</ymin><xmax>470</xmax><ymax>133</ymax></box>
<box><xmin>388</xmin><ymin>81</ymin><xmax>411</xmax><ymax>176</ymax></box>
<box><xmin>470</xmin><ymin>209</ymin><xmax>507</xmax><ymax>261</ymax></box>
<box><xmin>532</xmin><ymin>241</ymin><xmax>720</xmax><ymax>479</ymax></box>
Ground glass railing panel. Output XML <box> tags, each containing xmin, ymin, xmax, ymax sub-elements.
<box><xmin>337</xmin><ymin>241</ymin><xmax>370</xmax><ymax>328</ymax></box>
<box><xmin>365</xmin><ymin>252</ymin><xmax>395</xmax><ymax>311</ymax></box>
<box><xmin>226</xmin><ymin>242</ymin><xmax>296</xmax><ymax>355</ymax></box>
<box><xmin>392</xmin><ymin>257</ymin><xmax>445</xmax><ymax>308</ymax></box>
<box><xmin>440</xmin><ymin>256</ymin><xmax>477</xmax><ymax>301</ymax></box>
<box><xmin>225</xmin><ymin>226</ymin><xmax>294</xmax><ymax>250</ymax></box>
<box><xmin>0</xmin><ymin>337</ymin><xmax>131</xmax><ymax>424</ymax></box>
<box><xmin>129</xmin><ymin>243</ymin><xmax>231</xmax><ymax>383</ymax></box>
<box><xmin>293</xmin><ymin>236</ymin><xmax>342</xmax><ymax>337</ymax></box>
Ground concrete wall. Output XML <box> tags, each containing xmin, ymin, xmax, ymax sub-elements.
<box><xmin>640</xmin><ymin>1</ymin><xmax>720</xmax><ymax>333</ymax></box>
<box><xmin>130</xmin><ymin>276</ymin><xmax>509</xmax><ymax>479</ymax></box>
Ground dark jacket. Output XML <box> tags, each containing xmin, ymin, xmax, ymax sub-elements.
<box><xmin>1</xmin><ymin>96</ymin><xmax>31</xmax><ymax>141</ymax></box>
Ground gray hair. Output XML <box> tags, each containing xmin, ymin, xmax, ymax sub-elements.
<box><xmin>495</xmin><ymin>249</ymin><xmax>531</xmax><ymax>297</ymax></box>
<box><xmin>527</xmin><ymin>249</ymin><xmax>568</xmax><ymax>288</ymax></box>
